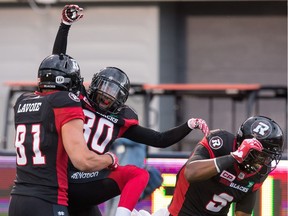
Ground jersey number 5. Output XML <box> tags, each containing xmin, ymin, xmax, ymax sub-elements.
<box><xmin>206</xmin><ymin>193</ymin><xmax>233</xmax><ymax>212</ymax></box>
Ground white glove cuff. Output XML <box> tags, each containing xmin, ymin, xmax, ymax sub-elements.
<box><xmin>187</xmin><ymin>118</ymin><xmax>195</xmax><ymax>129</ymax></box>
<box><xmin>62</xmin><ymin>20</ymin><xmax>72</xmax><ymax>26</ymax></box>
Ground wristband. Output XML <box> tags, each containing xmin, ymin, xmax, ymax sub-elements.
<box><xmin>187</xmin><ymin>119</ymin><xmax>196</xmax><ymax>130</ymax></box>
<box><xmin>214</xmin><ymin>155</ymin><xmax>236</xmax><ymax>173</ymax></box>
<box><xmin>105</xmin><ymin>152</ymin><xmax>115</xmax><ymax>166</ymax></box>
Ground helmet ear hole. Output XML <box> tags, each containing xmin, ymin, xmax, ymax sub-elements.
<box><xmin>38</xmin><ymin>54</ymin><xmax>82</xmax><ymax>93</ymax></box>
<box><xmin>88</xmin><ymin>67</ymin><xmax>130</xmax><ymax>114</ymax></box>
<box><xmin>236</xmin><ymin>116</ymin><xmax>284</xmax><ymax>174</ymax></box>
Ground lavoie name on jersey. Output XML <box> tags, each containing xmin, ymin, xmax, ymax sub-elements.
<box><xmin>17</xmin><ymin>102</ymin><xmax>42</xmax><ymax>113</ymax></box>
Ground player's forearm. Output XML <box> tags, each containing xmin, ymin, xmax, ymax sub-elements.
<box><xmin>62</xmin><ymin>119</ymin><xmax>113</xmax><ymax>172</ymax></box>
<box><xmin>125</xmin><ymin>123</ymin><xmax>192</xmax><ymax>148</ymax></box>
<box><xmin>78</xmin><ymin>152</ymin><xmax>113</xmax><ymax>172</ymax></box>
<box><xmin>52</xmin><ymin>23</ymin><xmax>70</xmax><ymax>55</ymax></box>
<box><xmin>69</xmin><ymin>146</ymin><xmax>113</xmax><ymax>172</ymax></box>
<box><xmin>184</xmin><ymin>159</ymin><xmax>218</xmax><ymax>182</ymax></box>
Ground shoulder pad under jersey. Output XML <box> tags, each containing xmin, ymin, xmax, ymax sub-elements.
<box><xmin>118</xmin><ymin>105</ymin><xmax>138</xmax><ymax>121</ymax></box>
<box><xmin>206</xmin><ymin>129</ymin><xmax>236</xmax><ymax>157</ymax></box>
<box><xmin>47</xmin><ymin>91</ymin><xmax>81</xmax><ymax>108</ymax></box>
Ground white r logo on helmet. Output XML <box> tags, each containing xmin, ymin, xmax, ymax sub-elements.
<box><xmin>252</xmin><ymin>121</ymin><xmax>272</xmax><ymax>139</ymax></box>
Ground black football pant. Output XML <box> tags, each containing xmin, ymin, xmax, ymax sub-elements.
<box><xmin>68</xmin><ymin>178</ymin><xmax>120</xmax><ymax>216</ymax></box>
<box><xmin>9</xmin><ymin>195</ymin><xmax>69</xmax><ymax>216</ymax></box>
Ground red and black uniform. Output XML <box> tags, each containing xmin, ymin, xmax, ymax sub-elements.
<box><xmin>9</xmin><ymin>91</ymin><xmax>84</xmax><ymax>216</ymax></box>
<box><xmin>168</xmin><ymin>130</ymin><xmax>268</xmax><ymax>216</ymax></box>
<box><xmin>68</xmin><ymin>92</ymin><xmax>191</xmax><ymax>215</ymax></box>
<box><xmin>53</xmin><ymin>23</ymin><xmax>193</xmax><ymax>216</ymax></box>
<box><xmin>52</xmin><ymin>23</ymin><xmax>192</xmax><ymax>152</ymax></box>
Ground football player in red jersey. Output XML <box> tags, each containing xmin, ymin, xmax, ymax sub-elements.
<box><xmin>52</xmin><ymin>5</ymin><xmax>210</xmax><ymax>216</ymax></box>
<box><xmin>141</xmin><ymin>115</ymin><xmax>283</xmax><ymax>216</ymax></box>
<box><xmin>8</xmin><ymin>54</ymin><xmax>119</xmax><ymax>216</ymax></box>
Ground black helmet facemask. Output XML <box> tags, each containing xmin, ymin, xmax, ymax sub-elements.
<box><xmin>88</xmin><ymin>67</ymin><xmax>130</xmax><ymax>114</ymax></box>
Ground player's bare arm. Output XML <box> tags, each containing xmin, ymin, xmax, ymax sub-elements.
<box><xmin>185</xmin><ymin>158</ymin><xmax>219</xmax><ymax>182</ymax></box>
<box><xmin>62</xmin><ymin>119</ymin><xmax>114</xmax><ymax>172</ymax></box>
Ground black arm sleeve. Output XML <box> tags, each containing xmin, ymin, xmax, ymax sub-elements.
<box><xmin>52</xmin><ymin>23</ymin><xmax>71</xmax><ymax>55</ymax></box>
<box><xmin>122</xmin><ymin>122</ymin><xmax>192</xmax><ymax>148</ymax></box>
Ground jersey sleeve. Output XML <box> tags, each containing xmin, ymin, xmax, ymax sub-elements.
<box><xmin>120</xmin><ymin>105</ymin><xmax>139</xmax><ymax>122</ymax></box>
<box><xmin>189</xmin><ymin>144</ymin><xmax>211</xmax><ymax>161</ymax></box>
<box><xmin>49</xmin><ymin>91</ymin><xmax>84</xmax><ymax>127</ymax></box>
<box><xmin>202</xmin><ymin>129</ymin><xmax>236</xmax><ymax>158</ymax></box>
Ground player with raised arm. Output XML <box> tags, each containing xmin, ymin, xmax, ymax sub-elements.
<box><xmin>51</xmin><ymin>5</ymin><xmax>210</xmax><ymax>216</ymax></box>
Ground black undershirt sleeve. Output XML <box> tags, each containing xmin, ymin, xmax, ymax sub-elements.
<box><xmin>122</xmin><ymin>122</ymin><xmax>192</xmax><ymax>148</ymax></box>
<box><xmin>52</xmin><ymin>23</ymin><xmax>71</xmax><ymax>55</ymax></box>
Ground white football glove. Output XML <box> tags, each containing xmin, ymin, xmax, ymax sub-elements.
<box><xmin>62</xmin><ymin>4</ymin><xmax>83</xmax><ymax>25</ymax></box>
<box><xmin>187</xmin><ymin>118</ymin><xmax>210</xmax><ymax>136</ymax></box>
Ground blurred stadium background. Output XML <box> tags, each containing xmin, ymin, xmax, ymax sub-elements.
<box><xmin>0</xmin><ymin>0</ymin><xmax>286</xmax><ymax>215</ymax></box>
